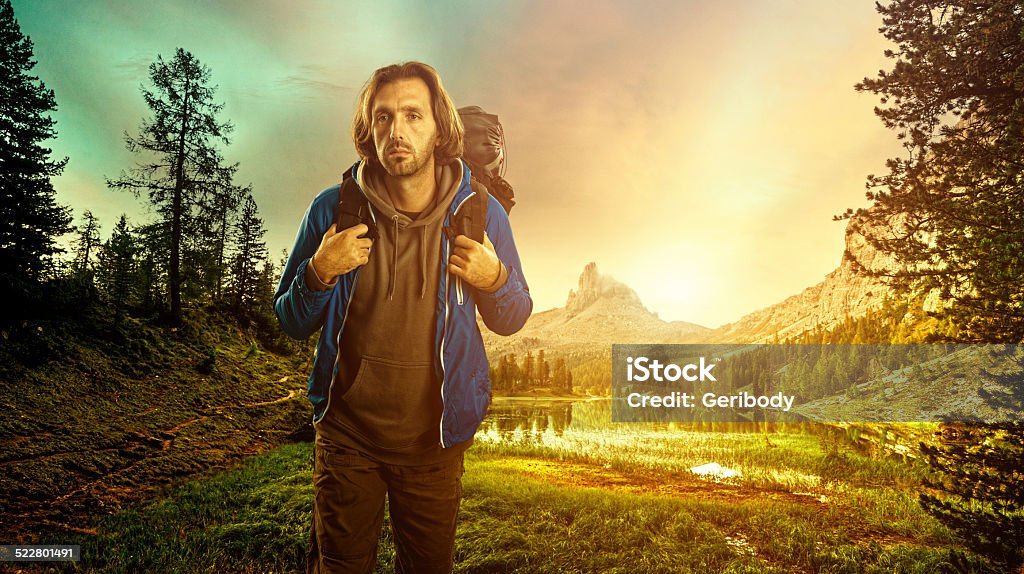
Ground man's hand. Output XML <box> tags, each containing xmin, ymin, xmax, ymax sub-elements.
<box><xmin>310</xmin><ymin>223</ymin><xmax>373</xmax><ymax>285</ymax></box>
<box><xmin>449</xmin><ymin>233</ymin><xmax>506</xmax><ymax>291</ymax></box>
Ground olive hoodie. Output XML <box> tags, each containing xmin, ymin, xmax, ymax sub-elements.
<box><xmin>315</xmin><ymin>160</ymin><xmax>462</xmax><ymax>456</ymax></box>
<box><xmin>275</xmin><ymin>158</ymin><xmax>532</xmax><ymax>450</ymax></box>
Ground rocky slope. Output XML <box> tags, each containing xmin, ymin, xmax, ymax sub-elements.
<box><xmin>707</xmin><ymin>210</ymin><xmax>899</xmax><ymax>343</ymax></box>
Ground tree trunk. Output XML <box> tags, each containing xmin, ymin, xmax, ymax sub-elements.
<box><xmin>216</xmin><ymin>210</ymin><xmax>227</xmax><ymax>301</ymax></box>
<box><xmin>170</xmin><ymin>76</ymin><xmax>191</xmax><ymax>324</ymax></box>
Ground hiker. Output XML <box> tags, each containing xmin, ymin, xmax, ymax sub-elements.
<box><xmin>273</xmin><ymin>61</ymin><xmax>532</xmax><ymax>574</ymax></box>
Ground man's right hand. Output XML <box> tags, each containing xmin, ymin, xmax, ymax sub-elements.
<box><xmin>309</xmin><ymin>223</ymin><xmax>373</xmax><ymax>286</ymax></box>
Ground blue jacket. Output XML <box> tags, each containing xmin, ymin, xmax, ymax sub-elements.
<box><xmin>274</xmin><ymin>160</ymin><xmax>532</xmax><ymax>447</ymax></box>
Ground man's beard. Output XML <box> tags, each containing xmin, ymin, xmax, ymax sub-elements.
<box><xmin>380</xmin><ymin>145</ymin><xmax>432</xmax><ymax>177</ymax></box>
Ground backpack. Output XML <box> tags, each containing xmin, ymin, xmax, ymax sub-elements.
<box><xmin>336</xmin><ymin>106</ymin><xmax>514</xmax><ymax>244</ymax></box>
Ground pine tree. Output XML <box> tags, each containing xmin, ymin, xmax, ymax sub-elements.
<box><xmin>134</xmin><ymin>220</ymin><xmax>167</xmax><ymax>314</ymax></box>
<box><xmin>107</xmin><ymin>48</ymin><xmax>247</xmax><ymax>323</ymax></box>
<box><xmin>495</xmin><ymin>355</ymin><xmax>510</xmax><ymax>393</ymax></box>
<box><xmin>0</xmin><ymin>0</ymin><xmax>72</xmax><ymax>286</ymax></box>
<box><xmin>72</xmin><ymin>210</ymin><xmax>101</xmax><ymax>273</ymax></box>
<box><xmin>229</xmin><ymin>193</ymin><xmax>267</xmax><ymax>316</ymax></box>
<box><xmin>209</xmin><ymin>182</ymin><xmax>248</xmax><ymax>301</ymax></box>
<box><xmin>537</xmin><ymin>349</ymin><xmax>550</xmax><ymax>387</ymax></box>
<box><xmin>253</xmin><ymin>258</ymin><xmax>276</xmax><ymax>313</ymax></box>
<box><xmin>845</xmin><ymin>2</ymin><xmax>1024</xmax><ymax>568</ymax></box>
<box><xmin>920</xmin><ymin>422</ymin><xmax>1024</xmax><ymax>570</ymax></box>
<box><xmin>522</xmin><ymin>351</ymin><xmax>535</xmax><ymax>390</ymax></box>
<box><xmin>96</xmin><ymin>214</ymin><xmax>139</xmax><ymax>325</ymax></box>
<box><xmin>553</xmin><ymin>357</ymin><xmax>568</xmax><ymax>394</ymax></box>
<box><xmin>506</xmin><ymin>353</ymin><xmax>520</xmax><ymax>393</ymax></box>
<box><xmin>844</xmin><ymin>0</ymin><xmax>1024</xmax><ymax>342</ymax></box>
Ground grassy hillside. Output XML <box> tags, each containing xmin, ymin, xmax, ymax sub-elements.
<box><xmin>31</xmin><ymin>424</ymin><xmax>986</xmax><ymax>573</ymax></box>
<box><xmin>0</xmin><ymin>307</ymin><xmax>315</xmax><ymax>543</ymax></box>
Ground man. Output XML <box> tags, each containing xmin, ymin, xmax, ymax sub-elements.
<box><xmin>274</xmin><ymin>62</ymin><xmax>532</xmax><ymax>574</ymax></box>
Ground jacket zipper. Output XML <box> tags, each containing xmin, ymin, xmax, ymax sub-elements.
<box><xmin>317</xmin><ymin>188</ymin><xmax>377</xmax><ymax>424</ymax></box>
<box><xmin>439</xmin><ymin>191</ymin><xmax>477</xmax><ymax>447</ymax></box>
<box><xmin>452</xmin><ymin>190</ymin><xmax>476</xmax><ymax>307</ymax></box>
<box><xmin>439</xmin><ymin>261</ymin><xmax>450</xmax><ymax>447</ymax></box>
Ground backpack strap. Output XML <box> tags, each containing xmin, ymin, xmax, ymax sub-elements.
<box><xmin>336</xmin><ymin>165</ymin><xmax>378</xmax><ymax>240</ymax></box>
<box><xmin>461</xmin><ymin>158</ymin><xmax>515</xmax><ymax>216</ymax></box>
<box><xmin>464</xmin><ymin>178</ymin><xmax>488</xmax><ymax>244</ymax></box>
<box><xmin>445</xmin><ymin>177</ymin><xmax>489</xmax><ymax>245</ymax></box>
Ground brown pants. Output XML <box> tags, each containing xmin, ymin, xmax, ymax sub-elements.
<box><xmin>308</xmin><ymin>443</ymin><xmax>464</xmax><ymax>574</ymax></box>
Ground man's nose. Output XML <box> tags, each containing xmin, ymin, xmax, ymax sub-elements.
<box><xmin>389</xmin><ymin>116</ymin><xmax>405</xmax><ymax>141</ymax></box>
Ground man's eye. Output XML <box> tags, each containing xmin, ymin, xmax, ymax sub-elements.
<box><xmin>376</xmin><ymin>114</ymin><xmax>389</xmax><ymax>123</ymax></box>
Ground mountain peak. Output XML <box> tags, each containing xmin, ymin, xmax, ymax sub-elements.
<box><xmin>565</xmin><ymin>262</ymin><xmax>645</xmax><ymax>317</ymax></box>
<box><xmin>479</xmin><ymin>261</ymin><xmax>709</xmax><ymax>360</ymax></box>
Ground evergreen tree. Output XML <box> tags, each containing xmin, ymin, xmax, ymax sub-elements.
<box><xmin>844</xmin><ymin>0</ymin><xmax>1024</xmax><ymax>342</ymax></box>
<box><xmin>495</xmin><ymin>354</ymin><xmax>512</xmax><ymax>393</ymax></box>
<box><xmin>0</xmin><ymin>0</ymin><xmax>72</xmax><ymax>286</ymax></box>
<box><xmin>845</xmin><ymin>2</ymin><xmax>1024</xmax><ymax>568</ymax></box>
<box><xmin>229</xmin><ymin>193</ymin><xmax>267</xmax><ymax>316</ymax></box>
<box><xmin>537</xmin><ymin>349</ymin><xmax>550</xmax><ymax>387</ymax></box>
<box><xmin>72</xmin><ymin>210</ymin><xmax>101</xmax><ymax>273</ymax></box>
<box><xmin>253</xmin><ymin>258</ymin><xmax>276</xmax><ymax>313</ymax></box>
<box><xmin>134</xmin><ymin>220</ymin><xmax>168</xmax><ymax>314</ymax></box>
<box><xmin>107</xmin><ymin>48</ymin><xmax>247</xmax><ymax>323</ymax></box>
<box><xmin>522</xmin><ymin>351</ymin><xmax>535</xmax><ymax>390</ymax></box>
<box><xmin>920</xmin><ymin>422</ymin><xmax>1024</xmax><ymax>570</ymax></box>
<box><xmin>209</xmin><ymin>182</ymin><xmax>248</xmax><ymax>301</ymax></box>
<box><xmin>96</xmin><ymin>214</ymin><xmax>139</xmax><ymax>324</ymax></box>
<box><xmin>553</xmin><ymin>357</ymin><xmax>568</xmax><ymax>394</ymax></box>
<box><xmin>506</xmin><ymin>352</ymin><xmax>520</xmax><ymax>393</ymax></box>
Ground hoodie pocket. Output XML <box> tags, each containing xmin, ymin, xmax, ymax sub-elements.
<box><xmin>338</xmin><ymin>355</ymin><xmax>440</xmax><ymax>450</ymax></box>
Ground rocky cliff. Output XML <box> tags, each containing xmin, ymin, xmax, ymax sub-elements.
<box><xmin>707</xmin><ymin>209</ymin><xmax>898</xmax><ymax>343</ymax></box>
<box><xmin>565</xmin><ymin>262</ymin><xmax>646</xmax><ymax>318</ymax></box>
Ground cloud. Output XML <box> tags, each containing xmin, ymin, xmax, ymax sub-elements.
<box><xmin>111</xmin><ymin>55</ymin><xmax>152</xmax><ymax>82</ymax></box>
<box><xmin>277</xmin><ymin>65</ymin><xmax>351</xmax><ymax>100</ymax></box>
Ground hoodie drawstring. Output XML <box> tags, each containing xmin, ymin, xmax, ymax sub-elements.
<box><xmin>387</xmin><ymin>215</ymin><xmax>428</xmax><ymax>301</ymax></box>
<box><xmin>420</xmin><ymin>226</ymin><xmax>427</xmax><ymax>299</ymax></box>
<box><xmin>388</xmin><ymin>215</ymin><xmax>398</xmax><ymax>301</ymax></box>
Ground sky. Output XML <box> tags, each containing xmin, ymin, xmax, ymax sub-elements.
<box><xmin>11</xmin><ymin>0</ymin><xmax>903</xmax><ymax>328</ymax></box>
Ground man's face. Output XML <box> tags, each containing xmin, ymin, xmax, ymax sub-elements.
<box><xmin>371</xmin><ymin>77</ymin><xmax>439</xmax><ymax>178</ymax></box>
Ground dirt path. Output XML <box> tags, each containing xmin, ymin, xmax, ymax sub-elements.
<box><xmin>4</xmin><ymin>383</ymin><xmax>306</xmax><ymax>542</ymax></box>
<box><xmin>493</xmin><ymin>456</ymin><xmax>926</xmax><ymax>549</ymax></box>
<box><xmin>501</xmin><ymin>456</ymin><xmax>829</xmax><ymax>508</ymax></box>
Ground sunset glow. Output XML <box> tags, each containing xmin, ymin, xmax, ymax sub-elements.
<box><xmin>15</xmin><ymin>0</ymin><xmax>902</xmax><ymax>327</ymax></box>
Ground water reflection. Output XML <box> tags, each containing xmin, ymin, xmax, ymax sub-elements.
<box><xmin>477</xmin><ymin>398</ymin><xmax>832</xmax><ymax>448</ymax></box>
<box><xmin>476</xmin><ymin>399</ymin><xmax>576</xmax><ymax>445</ymax></box>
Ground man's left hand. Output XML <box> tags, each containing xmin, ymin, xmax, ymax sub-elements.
<box><xmin>449</xmin><ymin>233</ymin><xmax>505</xmax><ymax>291</ymax></box>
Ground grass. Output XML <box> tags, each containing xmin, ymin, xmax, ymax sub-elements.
<box><xmin>475</xmin><ymin>401</ymin><xmax>935</xmax><ymax>493</ymax></box>
<box><xmin>0</xmin><ymin>307</ymin><xmax>313</xmax><ymax>542</ymax></box>
<box><xmin>34</xmin><ymin>426</ymin><xmax>982</xmax><ymax>573</ymax></box>
<box><xmin>49</xmin><ymin>442</ymin><xmax>313</xmax><ymax>573</ymax></box>
<box><xmin>2</xmin><ymin>319</ymin><xmax>992</xmax><ymax>572</ymax></box>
